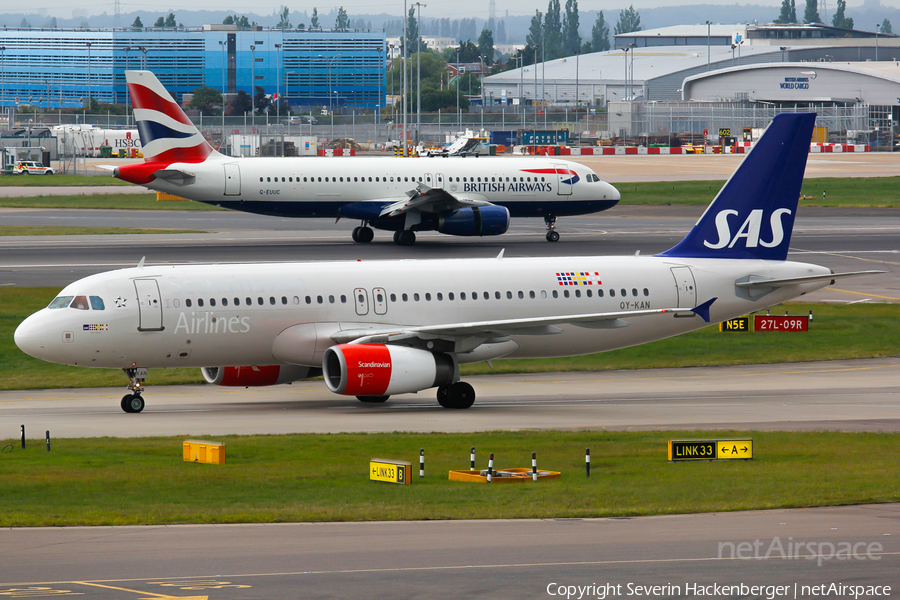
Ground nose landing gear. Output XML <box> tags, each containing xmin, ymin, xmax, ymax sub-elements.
<box><xmin>545</xmin><ymin>215</ymin><xmax>560</xmax><ymax>242</ymax></box>
<box><xmin>121</xmin><ymin>366</ymin><xmax>147</xmax><ymax>413</ymax></box>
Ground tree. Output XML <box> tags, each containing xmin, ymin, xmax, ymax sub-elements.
<box><xmin>253</xmin><ymin>86</ymin><xmax>270</xmax><ymax>115</ymax></box>
<box><xmin>614</xmin><ymin>5</ymin><xmax>641</xmax><ymax>35</ymax></box>
<box><xmin>803</xmin><ymin>0</ymin><xmax>821</xmax><ymax>23</ymax></box>
<box><xmin>790</xmin><ymin>0</ymin><xmax>797</xmax><ymax>24</ymax></box>
<box><xmin>310</xmin><ymin>8</ymin><xmax>320</xmax><ymax>29</ymax></box>
<box><xmin>44</xmin><ymin>17</ymin><xmax>58</xmax><ymax>28</ymax></box>
<box><xmin>405</xmin><ymin>7</ymin><xmax>426</xmax><ymax>53</ymax></box>
<box><xmin>455</xmin><ymin>40</ymin><xmax>480</xmax><ymax>63</ymax></box>
<box><xmin>562</xmin><ymin>0</ymin><xmax>581</xmax><ymax>57</ymax></box>
<box><xmin>164</xmin><ymin>12</ymin><xmax>176</xmax><ymax>27</ymax></box>
<box><xmin>832</xmin><ymin>0</ymin><xmax>853</xmax><ymax>28</ymax></box>
<box><xmin>527</xmin><ymin>10</ymin><xmax>543</xmax><ymax>48</ymax></box>
<box><xmin>189</xmin><ymin>86</ymin><xmax>223</xmax><ymax>115</ymax></box>
<box><xmin>335</xmin><ymin>7</ymin><xmax>350</xmax><ymax>31</ymax></box>
<box><xmin>276</xmin><ymin>6</ymin><xmax>291</xmax><ymax>29</ymax></box>
<box><xmin>496</xmin><ymin>20</ymin><xmax>507</xmax><ymax>43</ymax></box>
<box><xmin>154</xmin><ymin>16</ymin><xmax>165</xmax><ymax>27</ymax></box>
<box><xmin>222</xmin><ymin>15</ymin><xmax>234</xmax><ymax>25</ymax></box>
<box><xmin>881</xmin><ymin>18</ymin><xmax>892</xmax><ymax>34</ymax></box>
<box><xmin>20</xmin><ymin>17</ymin><xmax>31</xmax><ymax>27</ymax></box>
<box><xmin>544</xmin><ymin>0</ymin><xmax>562</xmax><ymax>59</ymax></box>
<box><xmin>478</xmin><ymin>29</ymin><xmax>495</xmax><ymax>65</ymax></box>
<box><xmin>132</xmin><ymin>16</ymin><xmax>143</xmax><ymax>28</ymax></box>
<box><xmin>591</xmin><ymin>11</ymin><xmax>610</xmax><ymax>52</ymax></box>
<box><xmin>229</xmin><ymin>90</ymin><xmax>251</xmax><ymax>116</ymax></box>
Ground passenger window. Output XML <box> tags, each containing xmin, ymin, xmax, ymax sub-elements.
<box><xmin>414</xmin><ymin>293</ymin><xmax>420</xmax><ymax>301</ymax></box>
<box><xmin>460</xmin><ymin>292</ymin><xmax>466</xmax><ymax>300</ymax></box>
<box><xmin>390</xmin><ymin>293</ymin><xmax>396</xmax><ymax>302</ymax></box>
<box><xmin>610</xmin><ymin>289</ymin><xmax>616</xmax><ymax>297</ymax></box>
<box><xmin>598</xmin><ymin>289</ymin><xmax>604</xmax><ymax>297</ymax></box>
<box><xmin>341</xmin><ymin>295</ymin><xmax>347</xmax><ymax>303</ymax></box>
<box><xmin>258</xmin><ymin>297</ymin><xmax>264</xmax><ymax>305</ymax></box>
<box><xmin>541</xmin><ymin>290</ymin><xmax>547</xmax><ymax>299</ymax></box>
<box><xmin>282</xmin><ymin>177</ymin><xmax>286</xmax><ymax>182</ymax></box>
<box><xmin>222</xmin><ymin>298</ymin><xmax>229</xmax><ymax>306</ymax></box>
<box><xmin>563</xmin><ymin>290</ymin><xmax>570</xmax><ymax>298</ymax></box>
<box><xmin>552</xmin><ymin>290</ymin><xmax>558</xmax><ymax>298</ymax></box>
<box><xmin>70</xmin><ymin>296</ymin><xmax>90</xmax><ymax>310</ymax></box>
<box><xmin>644</xmin><ymin>288</ymin><xmax>649</xmax><ymax>296</ymax></box>
<box><xmin>494</xmin><ymin>291</ymin><xmax>501</xmax><ymax>299</ymax></box>
<box><xmin>246</xmin><ymin>297</ymin><xmax>252</xmax><ymax>305</ymax></box>
<box><xmin>632</xmin><ymin>289</ymin><xmax>638</xmax><ymax>297</ymax></box>
<box><xmin>448</xmin><ymin>292</ymin><xmax>455</xmax><ymax>300</ymax></box>
<box><xmin>621</xmin><ymin>289</ymin><xmax>627</xmax><ymax>297</ymax></box>
<box><xmin>186</xmin><ymin>299</ymin><xmax>192</xmax><ymax>307</ymax></box>
<box><xmin>48</xmin><ymin>296</ymin><xmax>74</xmax><ymax>309</ymax></box>
<box><xmin>234</xmin><ymin>298</ymin><xmax>241</xmax><ymax>306</ymax></box>
<box><xmin>173</xmin><ymin>299</ymin><xmax>180</xmax><ymax>308</ymax></box>
<box><xmin>377</xmin><ymin>292</ymin><xmax>384</xmax><ymax>302</ymax></box>
<box><xmin>259</xmin><ymin>177</ymin><xmax>264</xmax><ymax>182</ymax></box>
<box><xmin>293</xmin><ymin>296</ymin><xmax>300</xmax><ymax>305</ymax></box>
<box><xmin>506</xmin><ymin>291</ymin><xmax>512</xmax><ymax>299</ymax></box>
<box><xmin>89</xmin><ymin>296</ymin><xmax>105</xmax><ymax>310</ymax></box>
<box><xmin>471</xmin><ymin>292</ymin><xmax>477</xmax><ymax>300</ymax></box>
<box><xmin>328</xmin><ymin>295</ymin><xmax>334</xmax><ymax>304</ymax></box>
<box><xmin>437</xmin><ymin>292</ymin><xmax>443</xmax><ymax>301</ymax></box>
<box><xmin>198</xmin><ymin>298</ymin><xmax>205</xmax><ymax>307</ymax></box>
<box><xmin>402</xmin><ymin>293</ymin><xmax>408</xmax><ymax>301</ymax></box>
<box><xmin>317</xmin><ymin>296</ymin><xmax>323</xmax><ymax>304</ymax></box>
<box><xmin>529</xmin><ymin>291</ymin><xmax>535</xmax><ymax>299</ymax></box>
<box><xmin>586</xmin><ymin>289</ymin><xmax>592</xmax><ymax>298</ymax></box>
<box><xmin>210</xmin><ymin>298</ymin><xmax>216</xmax><ymax>307</ymax></box>
<box><xmin>282</xmin><ymin>296</ymin><xmax>288</xmax><ymax>305</ymax></box>
<box><xmin>305</xmin><ymin>296</ymin><xmax>312</xmax><ymax>304</ymax></box>
<box><xmin>425</xmin><ymin>293</ymin><xmax>431</xmax><ymax>301</ymax></box>
<box><xmin>267</xmin><ymin>177</ymin><xmax>271</xmax><ymax>182</ymax></box>
<box><xmin>518</xmin><ymin>291</ymin><xmax>524</xmax><ymax>299</ymax></box>
<box><xmin>575</xmin><ymin>290</ymin><xmax>581</xmax><ymax>298</ymax></box>
<box><xmin>270</xmin><ymin>297</ymin><xmax>276</xmax><ymax>305</ymax></box>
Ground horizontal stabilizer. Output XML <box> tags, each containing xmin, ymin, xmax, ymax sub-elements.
<box><xmin>735</xmin><ymin>270</ymin><xmax>885</xmax><ymax>289</ymax></box>
<box><xmin>153</xmin><ymin>168</ymin><xmax>196</xmax><ymax>184</ymax></box>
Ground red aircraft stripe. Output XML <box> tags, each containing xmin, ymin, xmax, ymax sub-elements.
<box><xmin>129</xmin><ymin>83</ymin><xmax>194</xmax><ymax>126</ymax></box>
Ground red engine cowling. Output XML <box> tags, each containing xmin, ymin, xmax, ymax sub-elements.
<box><xmin>201</xmin><ymin>364</ymin><xmax>315</xmax><ymax>387</ymax></box>
<box><xmin>323</xmin><ymin>344</ymin><xmax>455</xmax><ymax>396</ymax></box>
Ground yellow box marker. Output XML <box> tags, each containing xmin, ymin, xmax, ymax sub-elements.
<box><xmin>369</xmin><ymin>459</ymin><xmax>411</xmax><ymax>485</ymax></box>
<box><xmin>448</xmin><ymin>469</ymin><xmax>561</xmax><ymax>483</ymax></box>
<box><xmin>719</xmin><ymin>316</ymin><xmax>751</xmax><ymax>332</ymax></box>
<box><xmin>156</xmin><ymin>192</ymin><xmax>190</xmax><ymax>202</ymax></box>
<box><xmin>668</xmin><ymin>439</ymin><xmax>753</xmax><ymax>461</ymax></box>
<box><xmin>183</xmin><ymin>440</ymin><xmax>226</xmax><ymax>464</ymax></box>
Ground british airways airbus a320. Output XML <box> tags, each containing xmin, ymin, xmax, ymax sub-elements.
<box><xmin>112</xmin><ymin>70</ymin><xmax>620</xmax><ymax>245</ymax></box>
<box><xmin>17</xmin><ymin>114</ymin><xmax>880</xmax><ymax>412</ymax></box>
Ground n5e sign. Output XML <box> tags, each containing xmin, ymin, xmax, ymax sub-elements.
<box><xmin>720</xmin><ymin>317</ymin><xmax>750</xmax><ymax>332</ymax></box>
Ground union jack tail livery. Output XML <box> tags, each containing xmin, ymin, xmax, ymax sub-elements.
<box><xmin>126</xmin><ymin>70</ymin><xmax>220</xmax><ymax>164</ymax></box>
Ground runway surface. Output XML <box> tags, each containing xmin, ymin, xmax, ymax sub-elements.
<box><xmin>3</xmin><ymin>358</ymin><xmax>899</xmax><ymax>437</ymax></box>
<box><xmin>2</xmin><ymin>504</ymin><xmax>897</xmax><ymax>598</ymax></box>
<box><xmin>1</xmin><ymin>206</ymin><xmax>897</xmax><ymax>303</ymax></box>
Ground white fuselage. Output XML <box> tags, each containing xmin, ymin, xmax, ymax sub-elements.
<box><xmin>15</xmin><ymin>255</ymin><xmax>831</xmax><ymax>371</ymax></box>
<box><xmin>142</xmin><ymin>156</ymin><xmax>619</xmax><ymax>219</ymax></box>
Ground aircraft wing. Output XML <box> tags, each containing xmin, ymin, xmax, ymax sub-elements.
<box><xmin>332</xmin><ymin>299</ymin><xmax>717</xmax><ymax>350</ymax></box>
<box><xmin>379</xmin><ymin>184</ymin><xmax>493</xmax><ymax>218</ymax></box>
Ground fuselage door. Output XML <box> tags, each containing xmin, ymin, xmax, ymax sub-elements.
<box><xmin>134</xmin><ymin>279</ymin><xmax>164</xmax><ymax>331</ymax></box>
<box><xmin>670</xmin><ymin>266</ymin><xmax>697</xmax><ymax>308</ymax></box>
<box><xmin>372</xmin><ymin>287</ymin><xmax>387</xmax><ymax>315</ymax></box>
<box><xmin>354</xmin><ymin>288</ymin><xmax>369</xmax><ymax>316</ymax></box>
<box><xmin>554</xmin><ymin>163</ymin><xmax>573</xmax><ymax>196</ymax></box>
<box><xmin>224</xmin><ymin>163</ymin><xmax>241</xmax><ymax>196</ymax></box>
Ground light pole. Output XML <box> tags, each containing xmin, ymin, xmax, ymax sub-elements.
<box><xmin>402</xmin><ymin>0</ymin><xmax>408</xmax><ymax>156</ymax></box>
<box><xmin>731</xmin><ymin>43</ymin><xmax>736</xmax><ymax>67</ymax></box>
<box><xmin>86</xmin><ymin>41</ymin><xmax>92</xmax><ymax>110</ymax></box>
<box><xmin>623</xmin><ymin>46</ymin><xmax>628</xmax><ymax>101</ymax></box>
<box><xmin>456</xmin><ymin>48</ymin><xmax>460</xmax><ymax>130</ymax></box>
<box><xmin>540</xmin><ymin>23</ymin><xmax>546</xmax><ymax>127</ymax></box>
<box><xmin>250</xmin><ymin>45</ymin><xmax>256</xmax><ymax>121</ymax></box>
<box><xmin>705</xmin><ymin>20</ymin><xmax>711</xmax><ymax>71</ymax></box>
<box><xmin>124</xmin><ymin>46</ymin><xmax>131</xmax><ymax>120</ymax></box>
<box><xmin>478</xmin><ymin>54</ymin><xmax>484</xmax><ymax>118</ymax></box>
<box><xmin>413</xmin><ymin>2</ymin><xmax>425</xmax><ymax>145</ymax></box>
<box><xmin>875</xmin><ymin>23</ymin><xmax>880</xmax><ymax>61</ymax></box>
<box><xmin>0</xmin><ymin>46</ymin><xmax>5</xmax><ymax>121</ymax></box>
<box><xmin>389</xmin><ymin>43</ymin><xmax>395</xmax><ymax>100</ymax></box>
<box><xmin>275</xmin><ymin>43</ymin><xmax>282</xmax><ymax>123</ymax></box>
<box><xmin>328</xmin><ymin>54</ymin><xmax>341</xmax><ymax>115</ymax></box>
<box><xmin>575</xmin><ymin>51</ymin><xmax>579</xmax><ymax>121</ymax></box>
<box><xmin>780</xmin><ymin>46</ymin><xmax>788</xmax><ymax>62</ymax></box>
<box><xmin>139</xmin><ymin>46</ymin><xmax>147</xmax><ymax>70</ymax></box>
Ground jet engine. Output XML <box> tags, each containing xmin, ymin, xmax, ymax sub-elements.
<box><xmin>436</xmin><ymin>206</ymin><xmax>510</xmax><ymax>237</ymax></box>
<box><xmin>201</xmin><ymin>364</ymin><xmax>317</xmax><ymax>387</ymax></box>
<box><xmin>322</xmin><ymin>344</ymin><xmax>455</xmax><ymax>397</ymax></box>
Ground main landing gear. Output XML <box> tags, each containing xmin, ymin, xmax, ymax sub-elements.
<box><xmin>121</xmin><ymin>366</ymin><xmax>147</xmax><ymax>413</ymax></box>
<box><xmin>544</xmin><ymin>215</ymin><xmax>560</xmax><ymax>242</ymax></box>
<box><xmin>392</xmin><ymin>230</ymin><xmax>416</xmax><ymax>246</ymax></box>
<box><xmin>351</xmin><ymin>224</ymin><xmax>374</xmax><ymax>243</ymax></box>
<box><xmin>436</xmin><ymin>382</ymin><xmax>476</xmax><ymax>409</ymax></box>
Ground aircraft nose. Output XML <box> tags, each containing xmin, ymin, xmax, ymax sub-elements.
<box><xmin>14</xmin><ymin>313</ymin><xmax>48</xmax><ymax>359</ymax></box>
<box><xmin>605</xmin><ymin>181</ymin><xmax>621</xmax><ymax>201</ymax></box>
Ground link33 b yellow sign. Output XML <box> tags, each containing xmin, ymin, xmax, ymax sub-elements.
<box><xmin>369</xmin><ymin>458</ymin><xmax>411</xmax><ymax>484</ymax></box>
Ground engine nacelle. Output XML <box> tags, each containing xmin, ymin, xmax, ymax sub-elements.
<box><xmin>323</xmin><ymin>344</ymin><xmax>455</xmax><ymax>396</ymax></box>
<box><xmin>436</xmin><ymin>206</ymin><xmax>510</xmax><ymax>237</ymax></box>
<box><xmin>201</xmin><ymin>364</ymin><xmax>316</xmax><ymax>387</ymax></box>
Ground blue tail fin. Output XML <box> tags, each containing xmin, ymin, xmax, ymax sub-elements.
<box><xmin>658</xmin><ymin>113</ymin><xmax>816</xmax><ymax>261</ymax></box>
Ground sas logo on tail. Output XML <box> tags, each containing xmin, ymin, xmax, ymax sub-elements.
<box><xmin>704</xmin><ymin>208</ymin><xmax>791</xmax><ymax>249</ymax></box>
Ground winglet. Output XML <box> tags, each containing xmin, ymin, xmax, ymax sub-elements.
<box><xmin>137</xmin><ymin>256</ymin><xmax>145</xmax><ymax>269</ymax></box>
<box><xmin>691</xmin><ymin>297</ymin><xmax>717</xmax><ymax>323</ymax></box>
<box><xmin>496</xmin><ymin>249</ymin><xmax>505</xmax><ymax>259</ymax></box>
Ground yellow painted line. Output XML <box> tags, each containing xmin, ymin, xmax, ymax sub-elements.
<box><xmin>830</xmin><ymin>288</ymin><xmax>900</xmax><ymax>301</ymax></box>
<box><xmin>72</xmin><ymin>582</ymin><xmax>206</xmax><ymax>600</ymax></box>
<box><xmin>804</xmin><ymin>250</ymin><xmax>900</xmax><ymax>267</ymax></box>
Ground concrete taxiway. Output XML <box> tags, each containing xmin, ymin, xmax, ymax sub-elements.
<box><xmin>3</xmin><ymin>358</ymin><xmax>899</xmax><ymax>437</ymax></box>
<box><xmin>1</xmin><ymin>504</ymin><xmax>896</xmax><ymax>598</ymax></box>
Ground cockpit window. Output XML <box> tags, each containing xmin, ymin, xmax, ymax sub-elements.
<box><xmin>70</xmin><ymin>296</ymin><xmax>90</xmax><ymax>311</ymax></box>
<box><xmin>90</xmin><ymin>296</ymin><xmax>105</xmax><ymax>310</ymax></box>
<box><xmin>48</xmin><ymin>296</ymin><xmax>74</xmax><ymax>309</ymax></box>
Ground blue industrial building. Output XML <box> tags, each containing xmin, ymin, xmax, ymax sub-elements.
<box><xmin>0</xmin><ymin>26</ymin><xmax>386</xmax><ymax>111</ymax></box>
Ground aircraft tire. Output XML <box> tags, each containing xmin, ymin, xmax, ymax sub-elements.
<box><xmin>129</xmin><ymin>394</ymin><xmax>145</xmax><ymax>413</ymax></box>
<box><xmin>121</xmin><ymin>394</ymin><xmax>134</xmax><ymax>413</ymax></box>
<box><xmin>351</xmin><ymin>227</ymin><xmax>361</xmax><ymax>242</ymax></box>
<box><xmin>546</xmin><ymin>231</ymin><xmax>560</xmax><ymax>242</ymax></box>
<box><xmin>436</xmin><ymin>385</ymin><xmax>449</xmax><ymax>405</ymax></box>
<box><xmin>356</xmin><ymin>395</ymin><xmax>390</xmax><ymax>403</ymax></box>
<box><xmin>397</xmin><ymin>230</ymin><xmax>416</xmax><ymax>246</ymax></box>
<box><xmin>357</xmin><ymin>227</ymin><xmax>374</xmax><ymax>243</ymax></box>
<box><xmin>439</xmin><ymin>382</ymin><xmax>475</xmax><ymax>409</ymax></box>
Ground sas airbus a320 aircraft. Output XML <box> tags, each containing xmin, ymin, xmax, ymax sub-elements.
<box><xmin>17</xmin><ymin>114</ymin><xmax>879</xmax><ymax>412</ymax></box>
<box><xmin>113</xmin><ymin>70</ymin><xmax>620</xmax><ymax>245</ymax></box>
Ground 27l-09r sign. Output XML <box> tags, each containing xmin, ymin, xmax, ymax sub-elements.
<box><xmin>754</xmin><ymin>315</ymin><xmax>809</xmax><ymax>331</ymax></box>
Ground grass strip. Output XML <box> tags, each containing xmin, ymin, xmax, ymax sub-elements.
<box><xmin>2</xmin><ymin>287</ymin><xmax>898</xmax><ymax>391</ymax></box>
<box><xmin>0</xmin><ymin>226</ymin><xmax>207</xmax><ymax>236</ymax></box>
<box><xmin>0</xmin><ymin>194</ymin><xmax>222</xmax><ymax>210</ymax></box>
<box><xmin>0</xmin><ymin>431</ymin><xmax>896</xmax><ymax>527</ymax></box>
<box><xmin>0</xmin><ymin>177</ymin><xmax>899</xmax><ymax>209</ymax></box>
<box><xmin>0</xmin><ymin>173</ymin><xmax>135</xmax><ymax>187</ymax></box>
<box><xmin>598</xmin><ymin>176</ymin><xmax>900</xmax><ymax>208</ymax></box>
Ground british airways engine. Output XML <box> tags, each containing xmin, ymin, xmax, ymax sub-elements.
<box><xmin>113</xmin><ymin>70</ymin><xmax>620</xmax><ymax>246</ymax></box>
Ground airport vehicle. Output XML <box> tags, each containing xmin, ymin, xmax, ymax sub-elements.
<box><xmin>14</xmin><ymin>161</ymin><xmax>54</xmax><ymax>175</ymax></box>
<box><xmin>283</xmin><ymin>115</ymin><xmax>317</xmax><ymax>125</ymax></box>
<box><xmin>112</xmin><ymin>70</ymin><xmax>619</xmax><ymax>245</ymax></box>
<box><xmin>15</xmin><ymin>114</ymin><xmax>880</xmax><ymax>413</ymax></box>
